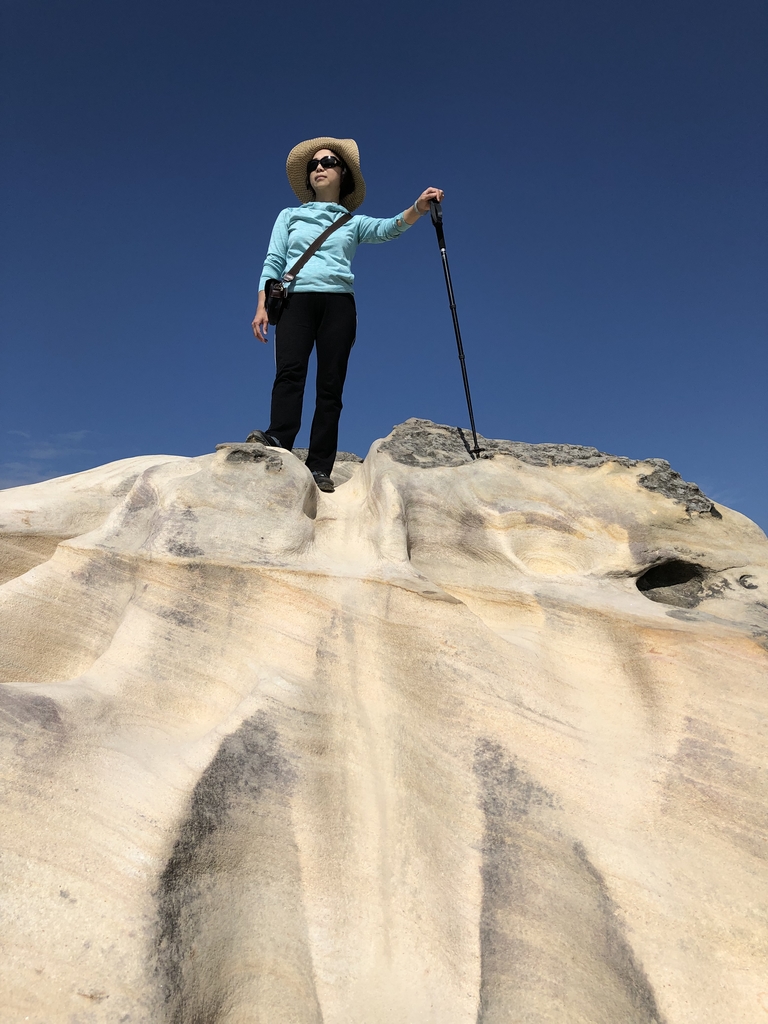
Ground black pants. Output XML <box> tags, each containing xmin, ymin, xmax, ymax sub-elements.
<box><xmin>268</xmin><ymin>292</ymin><xmax>357</xmax><ymax>475</ymax></box>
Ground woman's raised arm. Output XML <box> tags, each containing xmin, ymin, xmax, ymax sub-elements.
<box><xmin>357</xmin><ymin>188</ymin><xmax>446</xmax><ymax>244</ymax></box>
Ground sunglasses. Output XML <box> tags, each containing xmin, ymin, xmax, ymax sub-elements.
<box><xmin>307</xmin><ymin>156</ymin><xmax>344</xmax><ymax>173</ymax></box>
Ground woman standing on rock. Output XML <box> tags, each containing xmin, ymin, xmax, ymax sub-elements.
<box><xmin>250</xmin><ymin>136</ymin><xmax>443</xmax><ymax>493</ymax></box>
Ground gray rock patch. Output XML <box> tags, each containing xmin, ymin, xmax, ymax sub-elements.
<box><xmin>380</xmin><ymin>418</ymin><xmax>720</xmax><ymax>517</ymax></box>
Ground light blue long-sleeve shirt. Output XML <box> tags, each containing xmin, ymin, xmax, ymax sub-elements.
<box><xmin>258</xmin><ymin>201</ymin><xmax>412</xmax><ymax>294</ymax></box>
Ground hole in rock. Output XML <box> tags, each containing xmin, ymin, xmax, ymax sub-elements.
<box><xmin>636</xmin><ymin>560</ymin><xmax>707</xmax><ymax>608</ymax></box>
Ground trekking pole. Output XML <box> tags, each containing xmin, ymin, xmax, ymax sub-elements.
<box><xmin>428</xmin><ymin>200</ymin><xmax>484</xmax><ymax>458</ymax></box>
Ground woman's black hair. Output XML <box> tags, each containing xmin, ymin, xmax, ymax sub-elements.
<box><xmin>305</xmin><ymin>151</ymin><xmax>355</xmax><ymax>201</ymax></box>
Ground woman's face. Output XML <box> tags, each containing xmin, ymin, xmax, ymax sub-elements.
<box><xmin>309</xmin><ymin>149</ymin><xmax>343</xmax><ymax>196</ymax></box>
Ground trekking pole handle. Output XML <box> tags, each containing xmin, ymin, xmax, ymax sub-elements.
<box><xmin>429</xmin><ymin>199</ymin><xmax>446</xmax><ymax>247</ymax></box>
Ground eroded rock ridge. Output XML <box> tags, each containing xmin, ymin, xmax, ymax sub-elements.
<box><xmin>0</xmin><ymin>419</ymin><xmax>766</xmax><ymax>1024</ymax></box>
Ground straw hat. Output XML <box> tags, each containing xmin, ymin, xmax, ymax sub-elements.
<box><xmin>285</xmin><ymin>137</ymin><xmax>366</xmax><ymax>211</ymax></box>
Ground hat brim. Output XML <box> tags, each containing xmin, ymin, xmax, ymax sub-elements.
<box><xmin>286</xmin><ymin>137</ymin><xmax>366</xmax><ymax>212</ymax></box>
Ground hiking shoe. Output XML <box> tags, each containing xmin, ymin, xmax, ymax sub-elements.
<box><xmin>246</xmin><ymin>430</ymin><xmax>282</xmax><ymax>447</ymax></box>
<box><xmin>311</xmin><ymin>471</ymin><xmax>335</xmax><ymax>493</ymax></box>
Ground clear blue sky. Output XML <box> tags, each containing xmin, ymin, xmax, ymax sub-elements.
<box><xmin>2</xmin><ymin>0</ymin><xmax>766</xmax><ymax>530</ymax></box>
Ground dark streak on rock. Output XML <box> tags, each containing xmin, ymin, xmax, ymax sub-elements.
<box><xmin>157</xmin><ymin>607</ymin><xmax>201</xmax><ymax>630</ymax></box>
<box><xmin>0</xmin><ymin>687</ymin><xmax>65</xmax><ymax>764</ymax></box>
<box><xmin>475</xmin><ymin>738</ymin><xmax>556</xmax><ymax>822</ymax></box>
<box><xmin>155</xmin><ymin>712</ymin><xmax>322</xmax><ymax>1024</ymax></box>
<box><xmin>77</xmin><ymin>989</ymin><xmax>109</xmax><ymax>1001</ymax></box>
<box><xmin>666</xmin><ymin>717</ymin><xmax>768</xmax><ymax>861</ymax></box>
<box><xmin>572</xmin><ymin>842</ymin><xmax>667</xmax><ymax>1023</ymax></box>
<box><xmin>159</xmin><ymin>715</ymin><xmax>292</xmax><ymax>881</ymax></box>
<box><xmin>0</xmin><ymin>688</ymin><xmax>62</xmax><ymax>732</ymax></box>
<box><xmin>122</xmin><ymin>479</ymin><xmax>157</xmax><ymax>514</ymax></box>
<box><xmin>72</xmin><ymin>550</ymin><xmax>134</xmax><ymax>589</ymax></box>
<box><xmin>165</xmin><ymin>541</ymin><xmax>205</xmax><ymax>558</ymax></box>
<box><xmin>111</xmin><ymin>472</ymin><xmax>143</xmax><ymax>498</ymax></box>
<box><xmin>474</xmin><ymin>738</ymin><xmax>666</xmax><ymax>1023</ymax></box>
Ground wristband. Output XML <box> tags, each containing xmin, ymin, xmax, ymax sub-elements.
<box><xmin>413</xmin><ymin>201</ymin><xmax>422</xmax><ymax>217</ymax></box>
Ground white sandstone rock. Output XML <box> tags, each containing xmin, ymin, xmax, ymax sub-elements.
<box><xmin>0</xmin><ymin>419</ymin><xmax>766</xmax><ymax>1023</ymax></box>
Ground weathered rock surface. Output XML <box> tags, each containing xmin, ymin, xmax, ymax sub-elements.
<box><xmin>0</xmin><ymin>418</ymin><xmax>766</xmax><ymax>1024</ymax></box>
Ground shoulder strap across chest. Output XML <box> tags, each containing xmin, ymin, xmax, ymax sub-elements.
<box><xmin>283</xmin><ymin>212</ymin><xmax>352</xmax><ymax>283</ymax></box>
